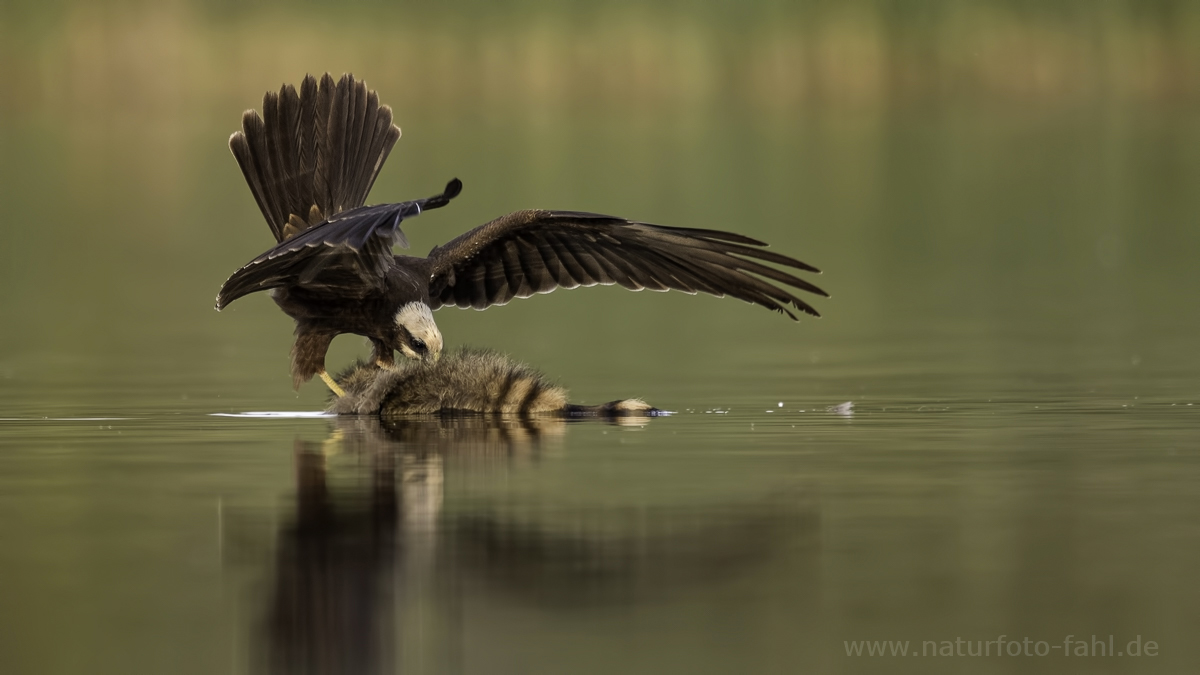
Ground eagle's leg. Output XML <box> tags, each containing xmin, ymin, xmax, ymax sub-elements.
<box><xmin>319</xmin><ymin>371</ymin><xmax>347</xmax><ymax>398</ymax></box>
<box><xmin>370</xmin><ymin>338</ymin><xmax>395</xmax><ymax>370</ymax></box>
<box><xmin>292</xmin><ymin>328</ymin><xmax>345</xmax><ymax>397</ymax></box>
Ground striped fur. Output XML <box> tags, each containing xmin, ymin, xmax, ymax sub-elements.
<box><xmin>328</xmin><ymin>347</ymin><xmax>658</xmax><ymax>417</ymax></box>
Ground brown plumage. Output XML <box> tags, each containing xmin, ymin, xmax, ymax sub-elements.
<box><xmin>328</xmin><ymin>348</ymin><xmax>660</xmax><ymax>417</ymax></box>
<box><xmin>229</xmin><ymin>73</ymin><xmax>403</xmax><ymax>242</ymax></box>
<box><xmin>216</xmin><ymin>73</ymin><xmax>829</xmax><ymax>395</ymax></box>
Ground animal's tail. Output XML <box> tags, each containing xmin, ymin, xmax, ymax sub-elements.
<box><xmin>229</xmin><ymin>73</ymin><xmax>402</xmax><ymax>243</ymax></box>
<box><xmin>564</xmin><ymin>399</ymin><xmax>666</xmax><ymax>417</ymax></box>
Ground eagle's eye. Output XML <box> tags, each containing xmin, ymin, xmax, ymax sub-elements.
<box><xmin>412</xmin><ymin>338</ymin><xmax>427</xmax><ymax>352</ymax></box>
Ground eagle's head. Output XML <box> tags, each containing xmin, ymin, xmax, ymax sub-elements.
<box><xmin>394</xmin><ymin>302</ymin><xmax>443</xmax><ymax>362</ymax></box>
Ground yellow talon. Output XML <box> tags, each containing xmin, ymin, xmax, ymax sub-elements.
<box><xmin>319</xmin><ymin>370</ymin><xmax>346</xmax><ymax>398</ymax></box>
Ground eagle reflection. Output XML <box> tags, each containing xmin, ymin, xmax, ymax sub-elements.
<box><xmin>253</xmin><ymin>415</ymin><xmax>816</xmax><ymax>674</ymax></box>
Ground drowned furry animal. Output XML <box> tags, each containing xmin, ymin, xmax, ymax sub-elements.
<box><xmin>328</xmin><ymin>348</ymin><xmax>661</xmax><ymax>417</ymax></box>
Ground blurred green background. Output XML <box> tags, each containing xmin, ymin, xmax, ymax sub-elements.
<box><xmin>2</xmin><ymin>3</ymin><xmax>1200</xmax><ymax>675</ymax></box>
<box><xmin>2</xmin><ymin>0</ymin><xmax>1198</xmax><ymax>411</ymax></box>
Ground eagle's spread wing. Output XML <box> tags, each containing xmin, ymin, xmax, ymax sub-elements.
<box><xmin>216</xmin><ymin>180</ymin><xmax>462</xmax><ymax>309</ymax></box>
<box><xmin>424</xmin><ymin>210</ymin><xmax>827</xmax><ymax>318</ymax></box>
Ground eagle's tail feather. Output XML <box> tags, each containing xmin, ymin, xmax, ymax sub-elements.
<box><xmin>229</xmin><ymin>73</ymin><xmax>402</xmax><ymax>243</ymax></box>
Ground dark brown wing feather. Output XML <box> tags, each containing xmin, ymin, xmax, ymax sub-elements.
<box><xmin>425</xmin><ymin>211</ymin><xmax>827</xmax><ymax>318</ymax></box>
<box><xmin>228</xmin><ymin>73</ymin><xmax>402</xmax><ymax>243</ymax></box>
<box><xmin>216</xmin><ymin>180</ymin><xmax>463</xmax><ymax>309</ymax></box>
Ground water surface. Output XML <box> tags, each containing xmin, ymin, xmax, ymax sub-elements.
<box><xmin>2</xmin><ymin>4</ymin><xmax>1200</xmax><ymax>673</ymax></box>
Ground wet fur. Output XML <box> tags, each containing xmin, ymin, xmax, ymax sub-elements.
<box><xmin>328</xmin><ymin>347</ymin><xmax>657</xmax><ymax>417</ymax></box>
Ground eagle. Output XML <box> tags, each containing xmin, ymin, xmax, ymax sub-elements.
<box><xmin>216</xmin><ymin>74</ymin><xmax>828</xmax><ymax>397</ymax></box>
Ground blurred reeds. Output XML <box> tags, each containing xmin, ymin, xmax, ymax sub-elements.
<box><xmin>2</xmin><ymin>0</ymin><xmax>1199</xmax><ymax>126</ymax></box>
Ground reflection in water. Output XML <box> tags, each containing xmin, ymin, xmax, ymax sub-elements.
<box><xmin>252</xmin><ymin>415</ymin><xmax>816</xmax><ymax>673</ymax></box>
<box><xmin>453</xmin><ymin>499</ymin><xmax>814</xmax><ymax>608</ymax></box>
<box><xmin>263</xmin><ymin>438</ymin><xmax>399</xmax><ymax>675</ymax></box>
